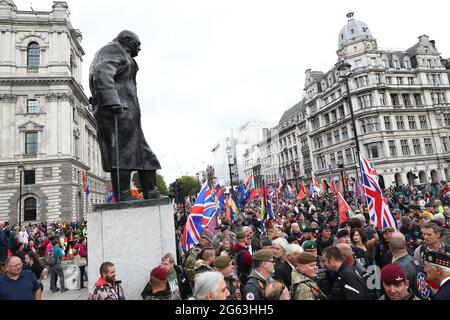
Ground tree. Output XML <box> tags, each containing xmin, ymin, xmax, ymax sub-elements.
<box><xmin>131</xmin><ymin>171</ymin><xmax>169</xmax><ymax>196</ymax></box>
<box><xmin>169</xmin><ymin>176</ymin><xmax>201</xmax><ymax>199</ymax></box>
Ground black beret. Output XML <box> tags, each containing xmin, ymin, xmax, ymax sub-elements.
<box><xmin>336</xmin><ymin>229</ymin><xmax>349</xmax><ymax>238</ymax></box>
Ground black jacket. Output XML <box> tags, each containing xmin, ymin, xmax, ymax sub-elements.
<box><xmin>316</xmin><ymin>236</ymin><xmax>334</xmax><ymax>256</ymax></box>
<box><xmin>141</xmin><ymin>265</ymin><xmax>191</xmax><ymax>300</ymax></box>
<box><xmin>274</xmin><ymin>261</ymin><xmax>293</xmax><ymax>289</ymax></box>
<box><xmin>329</xmin><ymin>262</ymin><xmax>368</xmax><ymax>300</ymax></box>
<box><xmin>434</xmin><ymin>279</ymin><xmax>450</xmax><ymax>300</ymax></box>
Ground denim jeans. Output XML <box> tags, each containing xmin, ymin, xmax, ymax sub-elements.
<box><xmin>49</xmin><ymin>264</ymin><xmax>65</xmax><ymax>291</ymax></box>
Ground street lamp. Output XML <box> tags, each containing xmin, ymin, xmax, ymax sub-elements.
<box><xmin>18</xmin><ymin>163</ymin><xmax>24</xmax><ymax>226</ymax></box>
<box><xmin>227</xmin><ymin>152</ymin><xmax>234</xmax><ymax>192</ymax></box>
<box><xmin>338</xmin><ymin>61</ymin><xmax>361</xmax><ymax>182</ymax></box>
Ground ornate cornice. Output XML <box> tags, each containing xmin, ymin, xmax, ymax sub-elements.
<box><xmin>0</xmin><ymin>94</ymin><xmax>18</xmax><ymax>103</ymax></box>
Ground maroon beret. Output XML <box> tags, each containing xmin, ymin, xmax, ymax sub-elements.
<box><xmin>151</xmin><ymin>266</ymin><xmax>168</xmax><ymax>281</ymax></box>
<box><xmin>381</xmin><ymin>264</ymin><xmax>406</xmax><ymax>285</ymax></box>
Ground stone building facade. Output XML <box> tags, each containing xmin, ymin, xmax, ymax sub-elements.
<box><xmin>250</xmin><ymin>12</ymin><xmax>450</xmax><ymax>189</ymax></box>
<box><xmin>0</xmin><ymin>0</ymin><xmax>108</xmax><ymax>224</ymax></box>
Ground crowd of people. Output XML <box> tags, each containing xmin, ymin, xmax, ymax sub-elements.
<box><xmin>2</xmin><ymin>181</ymin><xmax>450</xmax><ymax>301</ymax></box>
<box><xmin>0</xmin><ymin>220</ymin><xmax>88</xmax><ymax>300</ymax></box>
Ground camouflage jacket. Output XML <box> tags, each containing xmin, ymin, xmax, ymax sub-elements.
<box><xmin>291</xmin><ymin>269</ymin><xmax>327</xmax><ymax>300</ymax></box>
<box><xmin>88</xmin><ymin>278</ymin><xmax>126</xmax><ymax>300</ymax></box>
<box><xmin>144</xmin><ymin>289</ymin><xmax>180</xmax><ymax>301</ymax></box>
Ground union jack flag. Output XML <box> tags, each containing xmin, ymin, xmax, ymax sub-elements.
<box><xmin>181</xmin><ymin>182</ymin><xmax>217</xmax><ymax>252</ymax></box>
<box><xmin>360</xmin><ymin>155</ymin><xmax>396</xmax><ymax>229</ymax></box>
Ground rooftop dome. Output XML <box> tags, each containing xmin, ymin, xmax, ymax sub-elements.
<box><xmin>338</xmin><ymin>12</ymin><xmax>372</xmax><ymax>48</ymax></box>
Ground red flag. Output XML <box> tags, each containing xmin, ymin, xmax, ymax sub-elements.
<box><xmin>300</xmin><ymin>183</ymin><xmax>311</xmax><ymax>199</ymax></box>
<box><xmin>249</xmin><ymin>188</ymin><xmax>258</xmax><ymax>201</ymax></box>
<box><xmin>330</xmin><ymin>181</ymin><xmax>336</xmax><ymax>195</ymax></box>
<box><xmin>336</xmin><ymin>181</ymin><xmax>342</xmax><ymax>194</ymax></box>
<box><xmin>82</xmin><ymin>172</ymin><xmax>87</xmax><ymax>193</ymax></box>
<box><xmin>338</xmin><ymin>192</ymin><xmax>353</xmax><ymax>223</ymax></box>
<box><xmin>297</xmin><ymin>189</ymin><xmax>307</xmax><ymax>200</ymax></box>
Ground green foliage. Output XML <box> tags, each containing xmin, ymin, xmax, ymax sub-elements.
<box><xmin>169</xmin><ymin>176</ymin><xmax>201</xmax><ymax>199</ymax></box>
<box><xmin>131</xmin><ymin>171</ymin><xmax>168</xmax><ymax>196</ymax></box>
<box><xmin>156</xmin><ymin>173</ymin><xmax>169</xmax><ymax>196</ymax></box>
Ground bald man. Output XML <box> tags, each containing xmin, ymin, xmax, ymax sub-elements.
<box><xmin>0</xmin><ymin>256</ymin><xmax>42</xmax><ymax>300</ymax></box>
<box><xmin>336</xmin><ymin>243</ymin><xmax>366</xmax><ymax>277</ymax></box>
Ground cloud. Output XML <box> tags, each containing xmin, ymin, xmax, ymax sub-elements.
<box><xmin>16</xmin><ymin>0</ymin><xmax>450</xmax><ymax>184</ymax></box>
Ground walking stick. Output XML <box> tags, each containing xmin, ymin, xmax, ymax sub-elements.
<box><xmin>114</xmin><ymin>112</ymin><xmax>121</xmax><ymax>202</ymax></box>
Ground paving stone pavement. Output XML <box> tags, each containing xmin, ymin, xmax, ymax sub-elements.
<box><xmin>41</xmin><ymin>260</ymin><xmax>88</xmax><ymax>300</ymax></box>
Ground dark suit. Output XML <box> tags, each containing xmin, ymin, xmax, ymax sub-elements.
<box><xmin>434</xmin><ymin>279</ymin><xmax>450</xmax><ymax>300</ymax></box>
<box><xmin>274</xmin><ymin>261</ymin><xmax>293</xmax><ymax>288</ymax></box>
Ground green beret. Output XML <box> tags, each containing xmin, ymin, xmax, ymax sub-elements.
<box><xmin>295</xmin><ymin>252</ymin><xmax>317</xmax><ymax>265</ymax></box>
<box><xmin>253</xmin><ymin>249</ymin><xmax>273</xmax><ymax>262</ymax></box>
<box><xmin>214</xmin><ymin>255</ymin><xmax>231</xmax><ymax>269</ymax></box>
<box><xmin>236</xmin><ymin>230</ymin><xmax>248</xmax><ymax>239</ymax></box>
<box><xmin>302</xmin><ymin>240</ymin><xmax>317</xmax><ymax>250</ymax></box>
<box><xmin>303</xmin><ymin>227</ymin><xmax>313</xmax><ymax>233</ymax></box>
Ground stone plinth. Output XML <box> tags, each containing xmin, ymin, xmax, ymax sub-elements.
<box><xmin>88</xmin><ymin>197</ymin><xmax>175</xmax><ymax>300</ymax></box>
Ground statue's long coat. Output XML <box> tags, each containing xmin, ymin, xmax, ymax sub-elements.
<box><xmin>89</xmin><ymin>41</ymin><xmax>160</xmax><ymax>172</ymax></box>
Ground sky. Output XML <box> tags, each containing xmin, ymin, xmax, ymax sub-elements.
<box><xmin>14</xmin><ymin>0</ymin><xmax>450</xmax><ymax>185</ymax></box>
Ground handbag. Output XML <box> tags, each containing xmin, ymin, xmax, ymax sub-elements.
<box><xmin>74</xmin><ymin>254</ymin><xmax>87</xmax><ymax>267</ymax></box>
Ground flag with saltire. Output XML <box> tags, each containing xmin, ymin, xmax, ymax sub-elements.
<box><xmin>244</xmin><ymin>175</ymin><xmax>254</xmax><ymax>201</ymax></box>
<box><xmin>181</xmin><ymin>182</ymin><xmax>217</xmax><ymax>253</ymax></box>
<box><xmin>337</xmin><ymin>192</ymin><xmax>354</xmax><ymax>223</ymax></box>
<box><xmin>360</xmin><ymin>155</ymin><xmax>396</xmax><ymax>229</ymax></box>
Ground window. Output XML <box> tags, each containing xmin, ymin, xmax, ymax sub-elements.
<box><xmin>25</xmin><ymin>132</ymin><xmax>38</xmax><ymax>154</ymax></box>
<box><xmin>24</xmin><ymin>170</ymin><xmax>35</xmax><ymax>185</ymax></box>
<box><xmin>405</xmin><ymin>59</ymin><xmax>411</xmax><ymax>69</ymax></box>
<box><xmin>402</xmin><ymin>94</ymin><xmax>411</xmax><ymax>106</ymax></box>
<box><xmin>24</xmin><ymin>198</ymin><xmax>37</xmax><ymax>222</ymax></box>
<box><xmin>334</xmin><ymin>130</ymin><xmax>340</xmax><ymax>143</ymax></box>
<box><xmin>356</xmin><ymin>75</ymin><xmax>368</xmax><ymax>87</ymax></box>
<box><xmin>396</xmin><ymin>116</ymin><xmax>405</xmax><ymax>130</ymax></box>
<box><xmin>355</xmin><ymin>59</ymin><xmax>362</xmax><ymax>68</ymax></box>
<box><xmin>419</xmin><ymin>116</ymin><xmax>428</xmax><ymax>129</ymax></box>
<box><xmin>330</xmin><ymin>153</ymin><xmax>336</xmax><ymax>166</ymax></box>
<box><xmin>311</xmin><ymin>118</ymin><xmax>320</xmax><ymax>130</ymax></box>
<box><xmin>371</xmin><ymin>58</ymin><xmax>377</xmax><ymax>66</ymax></box>
<box><xmin>338</xmin><ymin>105</ymin><xmax>345</xmax><ymax>118</ymax></box>
<box><xmin>361</xmin><ymin>117</ymin><xmax>380</xmax><ymax>133</ymax></box>
<box><xmin>401</xmin><ymin>140</ymin><xmax>410</xmax><ymax>155</ymax></box>
<box><xmin>341</xmin><ymin>126</ymin><xmax>349</xmax><ymax>139</ymax></box>
<box><xmin>386</xmin><ymin>77</ymin><xmax>392</xmax><ymax>85</ymax></box>
<box><xmin>337</xmin><ymin>151</ymin><xmax>343</xmax><ymax>164</ymax></box>
<box><xmin>27</xmin><ymin>99</ymin><xmax>38</xmax><ymax>113</ymax></box>
<box><xmin>367</xmin><ymin>142</ymin><xmax>381</xmax><ymax>159</ymax></box>
<box><xmin>384</xmin><ymin>116</ymin><xmax>392</xmax><ymax>131</ymax></box>
<box><xmin>345</xmin><ymin>148</ymin><xmax>353</xmax><ymax>163</ymax></box>
<box><xmin>27</xmin><ymin>42</ymin><xmax>40</xmax><ymax>67</ymax></box>
<box><xmin>357</xmin><ymin>94</ymin><xmax>372</xmax><ymax>109</ymax></box>
<box><xmin>391</xmin><ymin>94</ymin><xmax>400</xmax><ymax>106</ymax></box>
<box><xmin>393</xmin><ymin>60</ymin><xmax>400</xmax><ymax>69</ymax></box>
<box><xmin>324</xmin><ymin>114</ymin><xmax>330</xmax><ymax>126</ymax></box>
<box><xmin>408</xmin><ymin>116</ymin><xmax>416</xmax><ymax>130</ymax></box>
<box><xmin>331</xmin><ymin>110</ymin><xmax>337</xmax><ymax>122</ymax></box>
<box><xmin>327</xmin><ymin>133</ymin><xmax>333</xmax><ymax>145</ymax></box>
<box><xmin>396</xmin><ymin>77</ymin><xmax>403</xmax><ymax>85</ymax></box>
<box><xmin>408</xmin><ymin>77</ymin><xmax>415</xmax><ymax>85</ymax></box>
<box><xmin>424</xmin><ymin>138</ymin><xmax>433</xmax><ymax>154</ymax></box>
<box><xmin>442</xmin><ymin>137</ymin><xmax>449</xmax><ymax>152</ymax></box>
<box><xmin>388</xmin><ymin>140</ymin><xmax>397</xmax><ymax>157</ymax></box>
<box><xmin>414</xmin><ymin>94</ymin><xmax>422</xmax><ymax>106</ymax></box>
<box><xmin>413</xmin><ymin>139</ymin><xmax>422</xmax><ymax>155</ymax></box>
<box><xmin>317</xmin><ymin>156</ymin><xmax>326</xmax><ymax>170</ymax></box>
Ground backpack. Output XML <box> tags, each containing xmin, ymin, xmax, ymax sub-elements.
<box><xmin>182</xmin><ymin>247</ymin><xmax>200</xmax><ymax>283</ymax></box>
<box><xmin>44</xmin><ymin>248</ymin><xmax>57</xmax><ymax>266</ymax></box>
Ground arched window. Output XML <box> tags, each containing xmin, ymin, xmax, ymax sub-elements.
<box><xmin>24</xmin><ymin>197</ymin><xmax>37</xmax><ymax>221</ymax></box>
<box><xmin>27</xmin><ymin>42</ymin><xmax>40</xmax><ymax>67</ymax></box>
